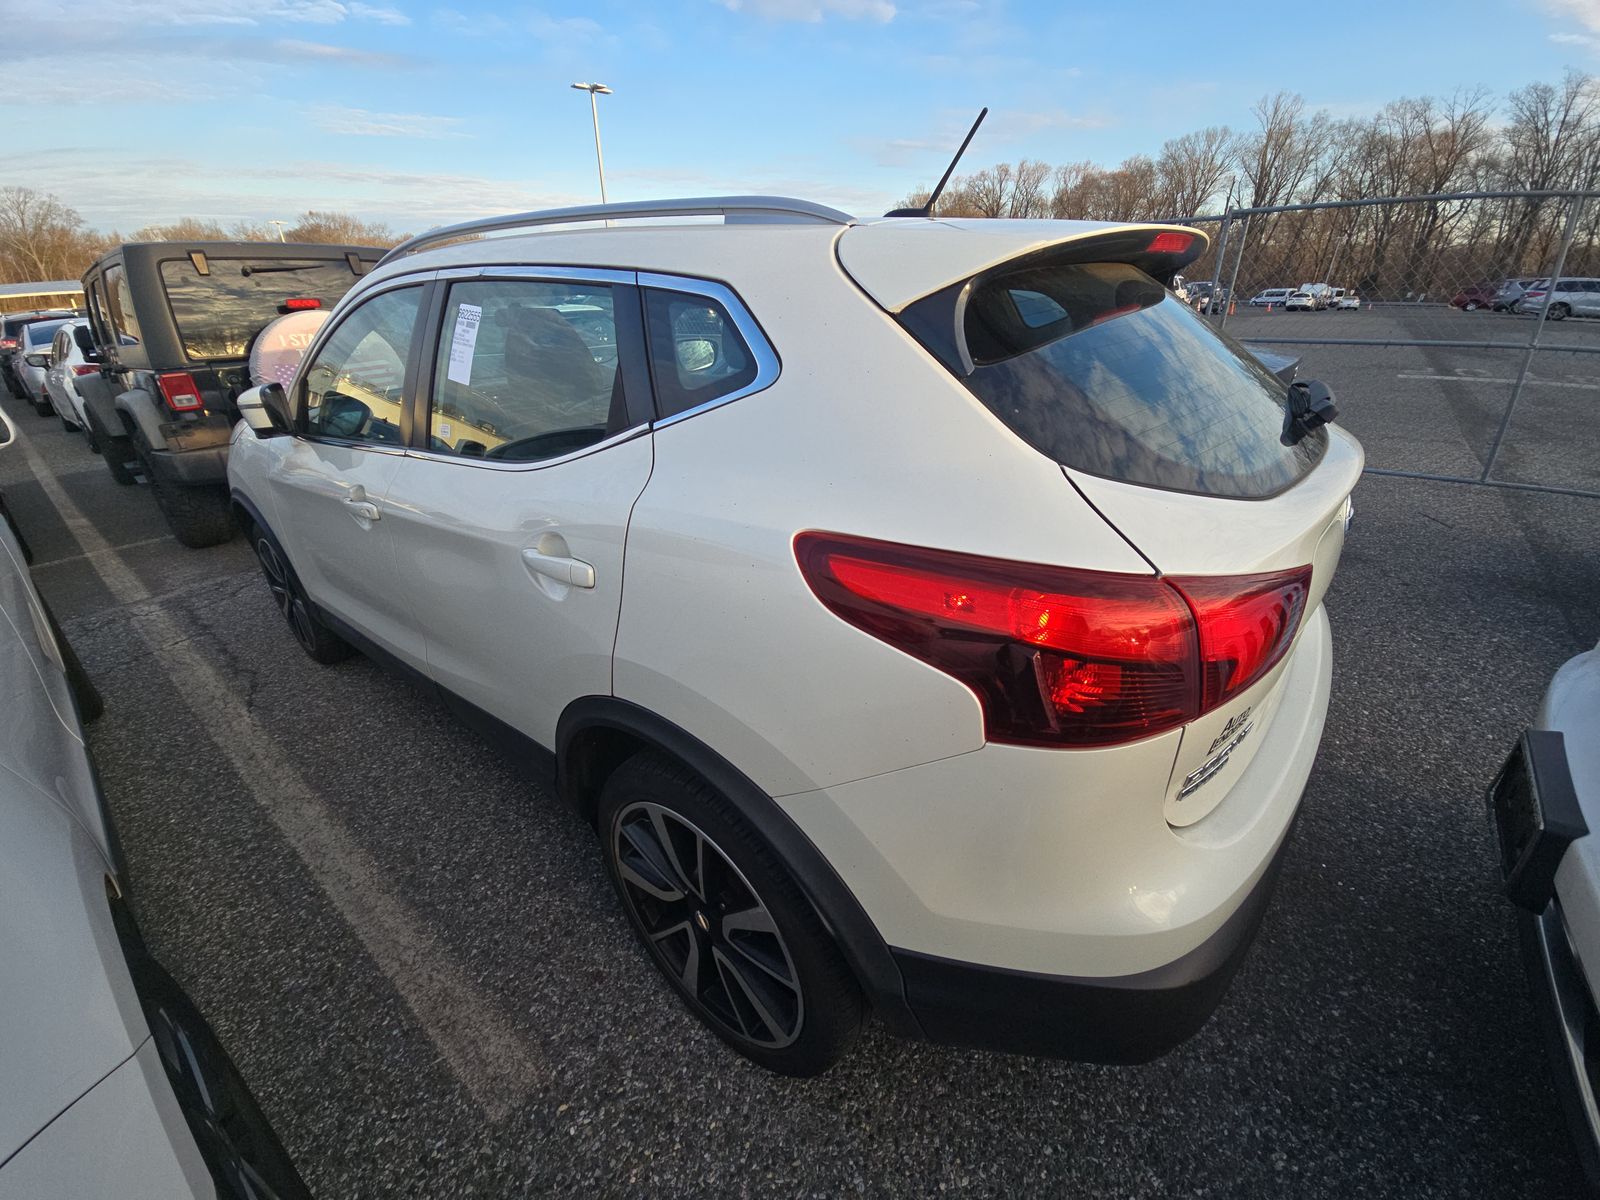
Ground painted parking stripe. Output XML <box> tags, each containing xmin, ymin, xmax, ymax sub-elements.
<box><xmin>12</xmin><ymin>426</ymin><xmax>544</xmax><ymax>1122</ymax></box>
<box><xmin>1396</xmin><ymin>372</ymin><xmax>1600</xmax><ymax>391</ymax></box>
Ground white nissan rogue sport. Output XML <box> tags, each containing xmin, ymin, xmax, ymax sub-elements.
<box><xmin>228</xmin><ymin>197</ymin><xmax>1362</xmax><ymax>1076</ymax></box>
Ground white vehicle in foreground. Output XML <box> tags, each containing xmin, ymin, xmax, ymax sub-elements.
<box><xmin>1492</xmin><ymin>639</ymin><xmax>1600</xmax><ymax>1192</ymax></box>
<box><xmin>0</xmin><ymin>408</ymin><xmax>309</xmax><ymax>1197</ymax></box>
<box><xmin>229</xmin><ymin>196</ymin><xmax>1361</xmax><ymax>1076</ymax></box>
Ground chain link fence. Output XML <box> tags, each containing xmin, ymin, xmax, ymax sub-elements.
<box><xmin>1170</xmin><ymin>190</ymin><xmax>1600</xmax><ymax>499</ymax></box>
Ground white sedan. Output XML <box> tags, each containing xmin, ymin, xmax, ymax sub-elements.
<box><xmin>1492</xmin><ymin>637</ymin><xmax>1600</xmax><ymax>1190</ymax></box>
<box><xmin>42</xmin><ymin>318</ymin><xmax>99</xmax><ymax>446</ymax></box>
<box><xmin>1284</xmin><ymin>291</ymin><xmax>1319</xmax><ymax>311</ymax></box>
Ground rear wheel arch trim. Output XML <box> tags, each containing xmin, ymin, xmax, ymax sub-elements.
<box><xmin>556</xmin><ymin>695</ymin><xmax>921</xmax><ymax>1038</ymax></box>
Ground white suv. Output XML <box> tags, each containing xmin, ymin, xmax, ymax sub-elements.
<box><xmin>229</xmin><ymin>197</ymin><xmax>1363</xmax><ymax>1076</ymax></box>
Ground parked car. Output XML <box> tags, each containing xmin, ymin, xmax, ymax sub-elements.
<box><xmin>1</xmin><ymin>308</ymin><xmax>74</xmax><ymax>400</ymax></box>
<box><xmin>43</xmin><ymin>318</ymin><xmax>100</xmax><ymax>444</ymax></box>
<box><xmin>14</xmin><ymin>316</ymin><xmax>75</xmax><ymax>415</ymax></box>
<box><xmin>1494</xmin><ymin>277</ymin><xmax>1545</xmax><ymax>311</ymax></box>
<box><xmin>1298</xmin><ymin>282</ymin><xmax>1334</xmax><ymax>309</ymax></box>
<box><xmin>1490</xmin><ymin>638</ymin><xmax>1600</xmax><ymax>1194</ymax></box>
<box><xmin>0</xmin><ymin>406</ymin><xmax>311</xmax><ymax>1198</ymax></box>
<box><xmin>1284</xmin><ymin>290</ymin><xmax>1319</xmax><ymax>311</ymax></box>
<box><xmin>1451</xmin><ymin>282</ymin><xmax>1499</xmax><ymax>311</ymax></box>
<box><xmin>1333</xmin><ymin>288</ymin><xmax>1361</xmax><ymax>311</ymax></box>
<box><xmin>230</xmin><ymin>196</ymin><xmax>1362</xmax><ymax>1077</ymax></box>
<box><xmin>1249</xmin><ymin>287</ymin><xmax>1294</xmax><ymax>307</ymax></box>
<box><xmin>77</xmin><ymin>240</ymin><xmax>384</xmax><ymax>547</ymax></box>
<box><xmin>1189</xmin><ymin>281</ymin><xmax>1231</xmax><ymax>314</ymax></box>
<box><xmin>1514</xmin><ymin>277</ymin><xmax>1600</xmax><ymax>321</ymax></box>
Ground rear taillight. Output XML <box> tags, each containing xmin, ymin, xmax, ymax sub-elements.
<box><xmin>795</xmin><ymin>533</ymin><xmax>1311</xmax><ymax>748</ymax></box>
<box><xmin>282</xmin><ymin>297</ymin><xmax>322</xmax><ymax>311</ymax></box>
<box><xmin>1171</xmin><ymin>568</ymin><xmax>1311</xmax><ymax>711</ymax></box>
<box><xmin>0</xmin><ymin>337</ymin><xmax>15</xmax><ymax>351</ymax></box>
<box><xmin>72</xmin><ymin>364</ymin><xmax>99</xmax><ymax>376</ymax></box>
<box><xmin>156</xmin><ymin>371</ymin><xmax>203</xmax><ymax>412</ymax></box>
<box><xmin>1146</xmin><ymin>231</ymin><xmax>1194</xmax><ymax>255</ymax></box>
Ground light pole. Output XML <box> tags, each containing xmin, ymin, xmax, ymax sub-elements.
<box><xmin>268</xmin><ymin>219</ymin><xmax>287</xmax><ymax>243</ymax></box>
<box><xmin>570</xmin><ymin>82</ymin><xmax>612</xmax><ymax>204</ymax></box>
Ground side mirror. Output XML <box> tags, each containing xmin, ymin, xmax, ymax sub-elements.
<box><xmin>236</xmin><ymin>382</ymin><xmax>294</xmax><ymax>437</ymax></box>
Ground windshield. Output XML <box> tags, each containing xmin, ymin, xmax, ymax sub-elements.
<box><xmin>945</xmin><ymin>261</ymin><xmax>1326</xmax><ymax>498</ymax></box>
<box><xmin>159</xmin><ymin>257</ymin><xmax>366</xmax><ymax>360</ymax></box>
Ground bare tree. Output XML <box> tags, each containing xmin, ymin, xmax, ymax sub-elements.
<box><xmin>1156</xmin><ymin>127</ymin><xmax>1236</xmax><ymax>219</ymax></box>
<box><xmin>0</xmin><ymin>187</ymin><xmax>102</xmax><ymax>282</ymax></box>
<box><xmin>282</xmin><ymin>210</ymin><xmax>405</xmax><ymax>247</ymax></box>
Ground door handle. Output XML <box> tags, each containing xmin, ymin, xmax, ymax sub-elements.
<box><xmin>521</xmin><ymin>548</ymin><xmax>595</xmax><ymax>589</ymax></box>
<box><xmin>342</xmin><ymin>497</ymin><xmax>381</xmax><ymax>521</ymax></box>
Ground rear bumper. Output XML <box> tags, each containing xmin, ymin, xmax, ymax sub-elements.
<box><xmin>893</xmin><ymin>821</ymin><xmax>1294</xmax><ymax>1063</ymax></box>
<box><xmin>145</xmin><ymin>417</ymin><xmax>234</xmax><ymax>487</ymax></box>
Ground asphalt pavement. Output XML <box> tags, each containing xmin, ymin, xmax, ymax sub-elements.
<box><xmin>2</xmin><ymin>319</ymin><xmax>1598</xmax><ymax>1196</ymax></box>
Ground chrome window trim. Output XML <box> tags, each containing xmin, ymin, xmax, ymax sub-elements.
<box><xmin>402</xmin><ymin>423</ymin><xmax>648</xmax><ymax>472</ymax></box>
<box><xmin>472</xmin><ymin>265</ymin><xmax>638</xmax><ymax>286</ymax></box>
<box><xmin>639</xmin><ymin>271</ymin><xmax>780</xmax><ymax>428</ymax></box>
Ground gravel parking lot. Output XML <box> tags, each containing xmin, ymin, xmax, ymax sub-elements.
<box><xmin>3</xmin><ymin>308</ymin><xmax>1598</xmax><ymax>1197</ymax></box>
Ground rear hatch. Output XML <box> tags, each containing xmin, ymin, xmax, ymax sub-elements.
<box><xmin>155</xmin><ymin>250</ymin><xmax>374</xmax><ymax>416</ymax></box>
<box><xmin>841</xmin><ymin>220</ymin><xmax>1363</xmax><ymax>823</ymax></box>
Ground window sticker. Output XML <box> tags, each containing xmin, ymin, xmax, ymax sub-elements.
<box><xmin>446</xmin><ymin>303</ymin><xmax>482</xmax><ymax>385</ymax></box>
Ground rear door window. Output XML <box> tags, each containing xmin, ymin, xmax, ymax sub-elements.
<box><xmin>918</xmin><ymin>261</ymin><xmax>1326</xmax><ymax>499</ymax></box>
<box><xmin>159</xmin><ymin>257</ymin><xmax>367</xmax><ymax>361</ymax></box>
<box><xmin>104</xmin><ymin>265</ymin><xmax>141</xmax><ymax>346</ymax></box>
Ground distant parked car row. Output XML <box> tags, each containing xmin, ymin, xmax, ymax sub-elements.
<box><xmin>1247</xmin><ymin>286</ymin><xmax>1360</xmax><ymax>311</ymax></box>
<box><xmin>1449</xmin><ymin>275</ymin><xmax>1600</xmax><ymax>319</ymax></box>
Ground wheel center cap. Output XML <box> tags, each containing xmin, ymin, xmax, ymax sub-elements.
<box><xmin>694</xmin><ymin>910</ymin><xmax>711</xmax><ymax>934</ymax></box>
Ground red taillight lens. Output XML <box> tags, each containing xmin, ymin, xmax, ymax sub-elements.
<box><xmin>0</xmin><ymin>337</ymin><xmax>16</xmax><ymax>351</ymax></box>
<box><xmin>1172</xmin><ymin>567</ymin><xmax>1311</xmax><ymax>711</ymax></box>
<box><xmin>71</xmin><ymin>364</ymin><xmax>99</xmax><ymax>376</ymax></box>
<box><xmin>795</xmin><ymin>533</ymin><xmax>1312</xmax><ymax>749</ymax></box>
<box><xmin>1147</xmin><ymin>231</ymin><xmax>1194</xmax><ymax>255</ymax></box>
<box><xmin>282</xmin><ymin>297</ymin><xmax>322</xmax><ymax>311</ymax></box>
<box><xmin>156</xmin><ymin>371</ymin><xmax>203</xmax><ymax>412</ymax></box>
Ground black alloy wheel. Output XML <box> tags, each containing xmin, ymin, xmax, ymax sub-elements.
<box><xmin>599</xmin><ymin>753</ymin><xmax>865</xmax><ymax>1075</ymax></box>
<box><xmin>1548</xmin><ymin>302</ymin><xmax>1572</xmax><ymax>321</ymax></box>
<box><xmin>614</xmin><ymin>800</ymin><xmax>804</xmax><ymax>1049</ymax></box>
<box><xmin>251</xmin><ymin>529</ymin><xmax>351</xmax><ymax>664</ymax></box>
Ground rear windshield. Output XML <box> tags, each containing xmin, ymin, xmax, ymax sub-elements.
<box><xmin>159</xmin><ymin>257</ymin><xmax>366</xmax><ymax>360</ymax></box>
<box><xmin>941</xmin><ymin>261</ymin><xmax>1325</xmax><ymax>498</ymax></box>
<box><xmin>23</xmin><ymin>319</ymin><xmax>69</xmax><ymax>346</ymax></box>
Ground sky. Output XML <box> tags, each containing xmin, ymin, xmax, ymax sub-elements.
<box><xmin>4</xmin><ymin>0</ymin><xmax>1599</xmax><ymax>235</ymax></box>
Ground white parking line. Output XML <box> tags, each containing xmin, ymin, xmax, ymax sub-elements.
<box><xmin>1396</xmin><ymin>372</ymin><xmax>1600</xmax><ymax>391</ymax></box>
<box><xmin>29</xmin><ymin>535</ymin><xmax>173</xmax><ymax>570</ymax></box>
<box><xmin>13</xmin><ymin>427</ymin><xmax>543</xmax><ymax>1122</ymax></box>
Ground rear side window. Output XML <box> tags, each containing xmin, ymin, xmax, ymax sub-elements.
<box><xmin>643</xmin><ymin>289</ymin><xmax>759</xmax><ymax>419</ymax></box>
<box><xmin>924</xmin><ymin>261</ymin><xmax>1325</xmax><ymax>499</ymax></box>
<box><xmin>104</xmin><ymin>265</ymin><xmax>141</xmax><ymax>346</ymax></box>
<box><xmin>159</xmin><ymin>257</ymin><xmax>365</xmax><ymax>361</ymax></box>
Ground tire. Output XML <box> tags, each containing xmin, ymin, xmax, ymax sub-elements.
<box><xmin>30</xmin><ymin>392</ymin><xmax>52</xmax><ymax>417</ymax></box>
<box><xmin>1548</xmin><ymin>303</ymin><xmax>1571</xmax><ymax>322</ymax></box>
<box><xmin>87</xmin><ymin>409</ymin><xmax>137</xmax><ymax>484</ymax></box>
<box><xmin>599</xmin><ymin>752</ymin><xmax>866</xmax><ymax>1076</ymax></box>
<box><xmin>249</xmin><ymin>524</ymin><xmax>353</xmax><ymax>664</ymax></box>
<box><xmin>134</xmin><ymin>957</ymin><xmax>313</xmax><ymax>1200</ymax></box>
<box><xmin>151</xmin><ymin>477</ymin><xmax>235</xmax><ymax>548</ymax></box>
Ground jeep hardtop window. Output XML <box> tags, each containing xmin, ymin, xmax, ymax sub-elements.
<box><xmin>948</xmin><ymin>261</ymin><xmax>1326</xmax><ymax>499</ymax></box>
<box><xmin>159</xmin><ymin>257</ymin><xmax>364</xmax><ymax>361</ymax></box>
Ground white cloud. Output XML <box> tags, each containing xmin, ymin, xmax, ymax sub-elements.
<box><xmin>718</xmin><ymin>0</ymin><xmax>895</xmax><ymax>22</ymax></box>
<box><xmin>18</xmin><ymin>0</ymin><xmax>407</xmax><ymax>27</ymax></box>
<box><xmin>1541</xmin><ymin>0</ymin><xmax>1600</xmax><ymax>50</ymax></box>
<box><xmin>349</xmin><ymin>1</ymin><xmax>410</xmax><ymax>23</ymax></box>
<box><xmin>311</xmin><ymin>105</ymin><xmax>468</xmax><ymax>138</ymax></box>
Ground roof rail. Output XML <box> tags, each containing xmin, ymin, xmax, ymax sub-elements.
<box><xmin>379</xmin><ymin>195</ymin><xmax>856</xmax><ymax>265</ymax></box>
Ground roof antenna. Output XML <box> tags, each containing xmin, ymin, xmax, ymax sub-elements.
<box><xmin>884</xmin><ymin>107</ymin><xmax>988</xmax><ymax>218</ymax></box>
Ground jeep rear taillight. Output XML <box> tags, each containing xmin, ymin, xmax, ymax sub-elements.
<box><xmin>0</xmin><ymin>337</ymin><xmax>16</xmax><ymax>351</ymax></box>
<box><xmin>72</xmin><ymin>364</ymin><xmax>99</xmax><ymax>376</ymax></box>
<box><xmin>795</xmin><ymin>533</ymin><xmax>1311</xmax><ymax>748</ymax></box>
<box><xmin>156</xmin><ymin>371</ymin><xmax>203</xmax><ymax>412</ymax></box>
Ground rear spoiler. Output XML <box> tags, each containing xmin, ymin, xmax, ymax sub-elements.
<box><xmin>1249</xmin><ymin>347</ymin><xmax>1301</xmax><ymax>386</ymax></box>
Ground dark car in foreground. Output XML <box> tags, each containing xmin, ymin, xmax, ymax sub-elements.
<box><xmin>77</xmin><ymin>240</ymin><xmax>383</xmax><ymax>546</ymax></box>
